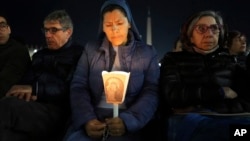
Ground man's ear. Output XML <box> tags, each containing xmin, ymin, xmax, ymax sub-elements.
<box><xmin>8</xmin><ymin>26</ymin><xmax>11</xmax><ymax>34</ymax></box>
<box><xmin>66</xmin><ymin>29</ymin><xmax>73</xmax><ymax>37</ymax></box>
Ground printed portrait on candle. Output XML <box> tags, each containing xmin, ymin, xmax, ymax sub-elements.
<box><xmin>104</xmin><ymin>77</ymin><xmax>124</xmax><ymax>103</ymax></box>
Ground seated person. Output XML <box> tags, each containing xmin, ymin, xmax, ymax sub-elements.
<box><xmin>225</xmin><ymin>30</ymin><xmax>247</xmax><ymax>56</ymax></box>
<box><xmin>0</xmin><ymin>10</ymin><xmax>84</xmax><ymax>141</ymax></box>
<box><xmin>160</xmin><ymin>10</ymin><xmax>250</xmax><ymax>141</ymax></box>
<box><xmin>63</xmin><ymin>0</ymin><xmax>160</xmax><ymax>141</ymax></box>
<box><xmin>0</xmin><ymin>15</ymin><xmax>31</xmax><ymax>98</ymax></box>
<box><xmin>224</xmin><ymin>30</ymin><xmax>249</xmax><ymax>103</ymax></box>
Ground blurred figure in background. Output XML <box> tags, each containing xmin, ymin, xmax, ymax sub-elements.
<box><xmin>0</xmin><ymin>15</ymin><xmax>31</xmax><ymax>98</ymax></box>
<box><xmin>224</xmin><ymin>30</ymin><xmax>248</xmax><ymax>100</ymax></box>
<box><xmin>225</xmin><ymin>30</ymin><xmax>247</xmax><ymax>56</ymax></box>
<box><xmin>172</xmin><ymin>36</ymin><xmax>183</xmax><ymax>52</ymax></box>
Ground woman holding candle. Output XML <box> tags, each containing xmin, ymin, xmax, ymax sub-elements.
<box><xmin>63</xmin><ymin>0</ymin><xmax>160</xmax><ymax>141</ymax></box>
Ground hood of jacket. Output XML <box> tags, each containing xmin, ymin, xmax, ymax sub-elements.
<box><xmin>97</xmin><ymin>0</ymin><xmax>142</xmax><ymax>42</ymax></box>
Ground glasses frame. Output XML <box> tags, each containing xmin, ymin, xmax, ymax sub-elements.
<box><xmin>41</xmin><ymin>27</ymin><xmax>66</xmax><ymax>34</ymax></box>
<box><xmin>194</xmin><ymin>24</ymin><xmax>222</xmax><ymax>34</ymax></box>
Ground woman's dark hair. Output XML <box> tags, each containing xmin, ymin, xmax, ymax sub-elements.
<box><xmin>101</xmin><ymin>4</ymin><xmax>127</xmax><ymax>21</ymax></box>
<box><xmin>172</xmin><ymin>36</ymin><xmax>183</xmax><ymax>51</ymax></box>
<box><xmin>0</xmin><ymin>14</ymin><xmax>9</xmax><ymax>25</ymax></box>
<box><xmin>226</xmin><ymin>30</ymin><xmax>246</xmax><ymax>48</ymax></box>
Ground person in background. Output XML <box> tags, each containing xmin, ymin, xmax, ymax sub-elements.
<box><xmin>0</xmin><ymin>10</ymin><xmax>84</xmax><ymax>141</ymax></box>
<box><xmin>172</xmin><ymin>36</ymin><xmax>183</xmax><ymax>52</ymax></box>
<box><xmin>224</xmin><ymin>30</ymin><xmax>249</xmax><ymax>102</ymax></box>
<box><xmin>225</xmin><ymin>30</ymin><xmax>247</xmax><ymax>56</ymax></box>
<box><xmin>0</xmin><ymin>15</ymin><xmax>31</xmax><ymax>98</ymax></box>
<box><xmin>160</xmin><ymin>10</ymin><xmax>250</xmax><ymax>141</ymax></box>
<box><xmin>63</xmin><ymin>0</ymin><xmax>160</xmax><ymax>141</ymax></box>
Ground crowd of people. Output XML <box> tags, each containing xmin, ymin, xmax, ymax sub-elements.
<box><xmin>0</xmin><ymin>0</ymin><xmax>249</xmax><ymax>141</ymax></box>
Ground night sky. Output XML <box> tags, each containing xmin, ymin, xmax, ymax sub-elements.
<box><xmin>1</xmin><ymin>0</ymin><xmax>249</xmax><ymax>59</ymax></box>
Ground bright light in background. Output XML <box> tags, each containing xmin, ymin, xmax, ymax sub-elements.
<box><xmin>33</xmin><ymin>49</ymin><xmax>37</xmax><ymax>53</ymax></box>
<box><xmin>28</xmin><ymin>48</ymin><xmax>39</xmax><ymax>58</ymax></box>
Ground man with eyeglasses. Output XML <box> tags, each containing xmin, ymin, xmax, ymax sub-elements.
<box><xmin>0</xmin><ymin>10</ymin><xmax>84</xmax><ymax>141</ymax></box>
<box><xmin>160</xmin><ymin>10</ymin><xmax>250</xmax><ymax>140</ymax></box>
<box><xmin>0</xmin><ymin>15</ymin><xmax>31</xmax><ymax>99</ymax></box>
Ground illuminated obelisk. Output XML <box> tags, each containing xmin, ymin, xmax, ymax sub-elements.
<box><xmin>146</xmin><ymin>7</ymin><xmax>152</xmax><ymax>45</ymax></box>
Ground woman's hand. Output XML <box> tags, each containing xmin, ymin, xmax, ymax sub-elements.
<box><xmin>85</xmin><ymin>119</ymin><xmax>106</xmax><ymax>138</ymax></box>
<box><xmin>105</xmin><ymin>117</ymin><xmax>126</xmax><ymax>136</ymax></box>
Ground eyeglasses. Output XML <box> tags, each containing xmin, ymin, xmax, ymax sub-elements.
<box><xmin>41</xmin><ymin>27</ymin><xmax>66</xmax><ymax>34</ymax></box>
<box><xmin>0</xmin><ymin>22</ymin><xmax>9</xmax><ymax>30</ymax></box>
<box><xmin>194</xmin><ymin>24</ymin><xmax>221</xmax><ymax>34</ymax></box>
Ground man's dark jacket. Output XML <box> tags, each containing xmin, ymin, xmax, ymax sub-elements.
<box><xmin>0</xmin><ymin>39</ymin><xmax>31</xmax><ymax>98</ymax></box>
<box><xmin>23</xmin><ymin>40</ymin><xmax>84</xmax><ymax>109</ymax></box>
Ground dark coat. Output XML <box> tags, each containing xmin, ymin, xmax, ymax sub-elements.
<box><xmin>23</xmin><ymin>40</ymin><xmax>83</xmax><ymax>109</ymax></box>
<box><xmin>0</xmin><ymin>39</ymin><xmax>31</xmax><ymax>98</ymax></box>
<box><xmin>70</xmin><ymin>35</ymin><xmax>160</xmax><ymax>132</ymax></box>
<box><xmin>160</xmin><ymin>48</ymin><xmax>250</xmax><ymax>114</ymax></box>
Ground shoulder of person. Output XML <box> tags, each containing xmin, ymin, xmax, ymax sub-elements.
<box><xmin>83</xmin><ymin>40</ymin><xmax>103</xmax><ymax>55</ymax></box>
<box><xmin>70</xmin><ymin>41</ymin><xmax>84</xmax><ymax>48</ymax></box>
<box><xmin>9</xmin><ymin>38</ymin><xmax>27</xmax><ymax>49</ymax></box>
<box><xmin>163</xmin><ymin>51</ymin><xmax>188</xmax><ymax>59</ymax></box>
<box><xmin>133</xmin><ymin>41</ymin><xmax>159</xmax><ymax>56</ymax></box>
<box><xmin>134</xmin><ymin>41</ymin><xmax>152</xmax><ymax>48</ymax></box>
<box><xmin>69</xmin><ymin>42</ymin><xmax>85</xmax><ymax>53</ymax></box>
<box><xmin>160</xmin><ymin>51</ymin><xmax>194</xmax><ymax>66</ymax></box>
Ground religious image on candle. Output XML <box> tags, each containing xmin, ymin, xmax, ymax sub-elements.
<box><xmin>102</xmin><ymin>71</ymin><xmax>130</xmax><ymax>104</ymax></box>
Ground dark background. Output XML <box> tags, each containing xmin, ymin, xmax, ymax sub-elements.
<box><xmin>1</xmin><ymin>0</ymin><xmax>249</xmax><ymax>59</ymax></box>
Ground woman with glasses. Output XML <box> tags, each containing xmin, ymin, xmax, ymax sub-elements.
<box><xmin>160</xmin><ymin>10</ymin><xmax>250</xmax><ymax>141</ymax></box>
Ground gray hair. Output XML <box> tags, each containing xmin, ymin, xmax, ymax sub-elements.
<box><xmin>44</xmin><ymin>10</ymin><xmax>73</xmax><ymax>32</ymax></box>
<box><xmin>181</xmin><ymin>10</ymin><xmax>225</xmax><ymax>50</ymax></box>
